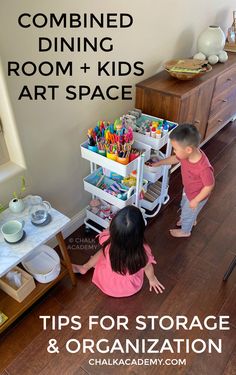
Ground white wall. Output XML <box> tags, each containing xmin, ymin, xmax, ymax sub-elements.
<box><xmin>0</xmin><ymin>0</ymin><xmax>234</xmax><ymax>217</ymax></box>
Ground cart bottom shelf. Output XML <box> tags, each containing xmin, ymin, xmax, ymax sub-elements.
<box><xmin>141</xmin><ymin>188</ymin><xmax>169</xmax><ymax>211</ymax></box>
<box><xmin>0</xmin><ymin>265</ymin><xmax>68</xmax><ymax>334</ymax></box>
<box><xmin>84</xmin><ymin>218</ymin><xmax>107</xmax><ymax>233</ymax></box>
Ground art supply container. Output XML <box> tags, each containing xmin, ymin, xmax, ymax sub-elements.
<box><xmin>156</xmin><ymin>130</ymin><xmax>162</xmax><ymax>139</ymax></box>
<box><xmin>117</xmin><ymin>156</ymin><xmax>129</xmax><ymax>165</ymax></box>
<box><xmin>106</xmin><ymin>152</ymin><xmax>117</xmax><ymax>161</ymax></box>
<box><xmin>129</xmin><ymin>152</ymin><xmax>139</xmax><ymax>162</ymax></box>
<box><xmin>88</xmin><ymin>145</ymin><xmax>98</xmax><ymax>152</ymax></box>
<box><xmin>98</xmin><ymin>150</ymin><xmax>106</xmax><ymax>156</ymax></box>
<box><xmin>151</xmin><ymin>127</ymin><xmax>156</xmax><ymax>138</ymax></box>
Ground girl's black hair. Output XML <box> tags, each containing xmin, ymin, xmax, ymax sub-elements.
<box><xmin>101</xmin><ymin>206</ymin><xmax>148</xmax><ymax>275</ymax></box>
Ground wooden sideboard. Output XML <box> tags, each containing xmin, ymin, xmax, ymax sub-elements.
<box><xmin>136</xmin><ymin>52</ymin><xmax>236</xmax><ymax>142</ymax></box>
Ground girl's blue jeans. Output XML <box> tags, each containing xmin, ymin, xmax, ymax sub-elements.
<box><xmin>180</xmin><ymin>191</ymin><xmax>208</xmax><ymax>234</ymax></box>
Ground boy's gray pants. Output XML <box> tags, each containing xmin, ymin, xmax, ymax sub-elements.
<box><xmin>180</xmin><ymin>192</ymin><xmax>208</xmax><ymax>233</ymax></box>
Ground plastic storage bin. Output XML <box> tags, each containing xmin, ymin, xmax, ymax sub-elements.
<box><xmin>22</xmin><ymin>245</ymin><xmax>61</xmax><ymax>283</ymax></box>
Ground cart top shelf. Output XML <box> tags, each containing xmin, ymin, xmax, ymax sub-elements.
<box><xmin>81</xmin><ymin>140</ymin><xmax>151</xmax><ymax>177</ymax></box>
<box><xmin>132</xmin><ymin>114</ymin><xmax>178</xmax><ymax>151</ymax></box>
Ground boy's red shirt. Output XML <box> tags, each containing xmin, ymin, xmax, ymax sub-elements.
<box><xmin>178</xmin><ymin>150</ymin><xmax>215</xmax><ymax>201</ymax></box>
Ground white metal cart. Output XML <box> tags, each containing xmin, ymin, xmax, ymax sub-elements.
<box><xmin>133</xmin><ymin>114</ymin><xmax>177</xmax><ymax>217</ymax></box>
<box><xmin>81</xmin><ymin>140</ymin><xmax>151</xmax><ymax>233</ymax></box>
<box><xmin>80</xmin><ymin>114</ymin><xmax>177</xmax><ymax>232</ymax></box>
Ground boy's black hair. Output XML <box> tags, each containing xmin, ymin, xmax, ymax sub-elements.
<box><xmin>101</xmin><ymin>206</ymin><xmax>148</xmax><ymax>275</ymax></box>
<box><xmin>169</xmin><ymin>123</ymin><xmax>201</xmax><ymax>147</ymax></box>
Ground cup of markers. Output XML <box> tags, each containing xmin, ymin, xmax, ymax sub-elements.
<box><xmin>139</xmin><ymin>119</ymin><xmax>174</xmax><ymax>139</ymax></box>
<box><xmin>97</xmin><ymin>141</ymin><xmax>106</xmax><ymax>156</ymax></box>
<box><xmin>86</xmin><ymin>119</ymin><xmax>143</xmax><ymax>165</ymax></box>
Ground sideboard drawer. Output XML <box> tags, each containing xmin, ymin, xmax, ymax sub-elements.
<box><xmin>214</xmin><ymin>65</ymin><xmax>236</xmax><ymax>97</ymax></box>
<box><xmin>210</xmin><ymin>87</ymin><xmax>236</xmax><ymax>118</ymax></box>
<box><xmin>206</xmin><ymin>101</ymin><xmax>236</xmax><ymax>137</ymax></box>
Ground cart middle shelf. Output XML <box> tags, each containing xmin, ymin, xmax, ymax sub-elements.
<box><xmin>84</xmin><ymin>168</ymin><xmax>148</xmax><ymax>209</ymax></box>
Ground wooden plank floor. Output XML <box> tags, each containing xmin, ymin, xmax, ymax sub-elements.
<box><xmin>0</xmin><ymin>122</ymin><xmax>236</xmax><ymax>375</ymax></box>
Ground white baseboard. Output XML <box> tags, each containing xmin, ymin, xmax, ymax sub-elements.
<box><xmin>47</xmin><ymin>208</ymin><xmax>86</xmax><ymax>248</ymax></box>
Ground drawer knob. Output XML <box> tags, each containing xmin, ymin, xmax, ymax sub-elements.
<box><xmin>222</xmin><ymin>99</ymin><xmax>228</xmax><ymax>103</ymax></box>
<box><xmin>218</xmin><ymin>119</ymin><xmax>223</xmax><ymax>122</ymax></box>
<box><xmin>227</xmin><ymin>78</ymin><xmax>232</xmax><ymax>81</ymax></box>
<box><xmin>194</xmin><ymin>120</ymin><xmax>200</xmax><ymax>124</ymax></box>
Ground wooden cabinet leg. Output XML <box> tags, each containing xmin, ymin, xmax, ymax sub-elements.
<box><xmin>56</xmin><ymin>231</ymin><xmax>76</xmax><ymax>286</ymax></box>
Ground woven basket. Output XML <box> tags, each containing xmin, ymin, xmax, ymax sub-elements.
<box><xmin>164</xmin><ymin>59</ymin><xmax>212</xmax><ymax>81</ymax></box>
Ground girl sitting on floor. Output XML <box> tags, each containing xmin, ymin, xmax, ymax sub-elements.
<box><xmin>72</xmin><ymin>205</ymin><xmax>165</xmax><ymax>297</ymax></box>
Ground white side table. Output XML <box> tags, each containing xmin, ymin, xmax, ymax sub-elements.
<box><xmin>0</xmin><ymin>198</ymin><xmax>76</xmax><ymax>333</ymax></box>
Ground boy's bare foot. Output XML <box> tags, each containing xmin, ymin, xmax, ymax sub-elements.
<box><xmin>176</xmin><ymin>220</ymin><xmax>197</xmax><ymax>227</ymax></box>
<box><xmin>72</xmin><ymin>264</ymin><xmax>88</xmax><ymax>274</ymax></box>
<box><xmin>170</xmin><ymin>229</ymin><xmax>191</xmax><ymax>238</ymax></box>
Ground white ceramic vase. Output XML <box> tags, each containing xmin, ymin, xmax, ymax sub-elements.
<box><xmin>197</xmin><ymin>26</ymin><xmax>226</xmax><ymax>56</ymax></box>
<box><xmin>9</xmin><ymin>198</ymin><xmax>25</xmax><ymax>213</ymax></box>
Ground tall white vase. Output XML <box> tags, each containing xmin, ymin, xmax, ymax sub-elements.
<box><xmin>197</xmin><ymin>26</ymin><xmax>225</xmax><ymax>56</ymax></box>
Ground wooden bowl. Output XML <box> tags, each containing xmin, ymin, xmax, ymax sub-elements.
<box><xmin>164</xmin><ymin>59</ymin><xmax>212</xmax><ymax>81</ymax></box>
<box><xmin>164</xmin><ymin>67</ymin><xmax>212</xmax><ymax>80</ymax></box>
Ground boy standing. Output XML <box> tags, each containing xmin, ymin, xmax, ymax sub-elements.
<box><xmin>152</xmin><ymin>124</ymin><xmax>215</xmax><ymax>237</ymax></box>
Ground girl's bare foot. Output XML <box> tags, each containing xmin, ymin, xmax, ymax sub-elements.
<box><xmin>170</xmin><ymin>229</ymin><xmax>191</xmax><ymax>238</ymax></box>
<box><xmin>72</xmin><ymin>264</ymin><xmax>88</xmax><ymax>274</ymax></box>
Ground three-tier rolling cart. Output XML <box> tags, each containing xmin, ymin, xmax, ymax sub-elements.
<box><xmin>80</xmin><ymin>113</ymin><xmax>177</xmax><ymax>232</ymax></box>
